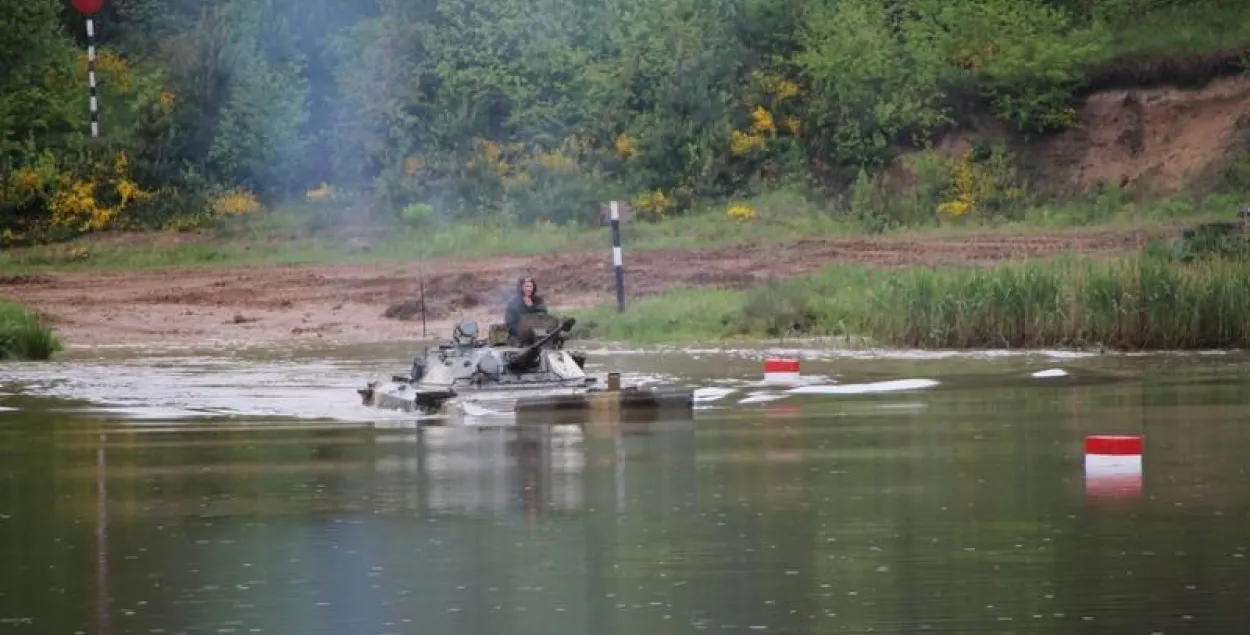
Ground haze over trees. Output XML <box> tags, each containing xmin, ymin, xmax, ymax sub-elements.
<box><xmin>2</xmin><ymin>0</ymin><xmax>1248</xmax><ymax>245</ymax></box>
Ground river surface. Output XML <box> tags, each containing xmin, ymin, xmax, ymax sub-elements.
<box><xmin>2</xmin><ymin>341</ymin><xmax>1249</xmax><ymax>634</ymax></box>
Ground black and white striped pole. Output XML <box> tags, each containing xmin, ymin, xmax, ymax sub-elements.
<box><xmin>609</xmin><ymin>200</ymin><xmax>625</xmax><ymax>312</ymax></box>
<box><xmin>71</xmin><ymin>0</ymin><xmax>106</xmax><ymax>139</ymax></box>
<box><xmin>86</xmin><ymin>17</ymin><xmax>99</xmax><ymax>138</ymax></box>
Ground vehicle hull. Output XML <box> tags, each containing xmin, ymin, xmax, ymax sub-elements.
<box><xmin>359</xmin><ymin>380</ymin><xmax>695</xmax><ymax>425</ymax></box>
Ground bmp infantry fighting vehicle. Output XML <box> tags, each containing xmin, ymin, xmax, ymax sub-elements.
<box><xmin>357</xmin><ymin>313</ymin><xmax>694</xmax><ymax>424</ymax></box>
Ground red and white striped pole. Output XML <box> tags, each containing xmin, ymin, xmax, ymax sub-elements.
<box><xmin>1084</xmin><ymin>434</ymin><xmax>1143</xmax><ymax>500</ymax></box>
<box><xmin>71</xmin><ymin>0</ymin><xmax>106</xmax><ymax>139</ymax></box>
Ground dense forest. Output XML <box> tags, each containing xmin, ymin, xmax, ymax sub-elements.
<box><xmin>1</xmin><ymin>0</ymin><xmax>1248</xmax><ymax>245</ymax></box>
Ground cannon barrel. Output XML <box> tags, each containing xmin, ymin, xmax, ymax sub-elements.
<box><xmin>507</xmin><ymin>317</ymin><xmax>576</xmax><ymax>373</ymax></box>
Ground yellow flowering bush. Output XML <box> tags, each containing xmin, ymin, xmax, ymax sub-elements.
<box><xmin>633</xmin><ymin>190</ymin><xmax>675</xmax><ymax>219</ymax></box>
<box><xmin>730</xmin><ymin>105</ymin><xmax>782</xmax><ymax>156</ymax></box>
<box><xmin>615</xmin><ymin>133</ymin><xmax>637</xmax><ymax>158</ymax></box>
<box><xmin>730</xmin><ymin>130</ymin><xmax>766</xmax><ymax>155</ymax></box>
<box><xmin>15</xmin><ymin>168</ymin><xmax>42</xmax><ymax>193</ymax></box>
<box><xmin>750</xmin><ymin>70</ymin><xmax>801</xmax><ymax>102</ymax></box>
<box><xmin>733</xmin><ymin>69</ymin><xmax>805</xmax><ymax>154</ymax></box>
<box><xmin>937</xmin><ymin>156</ymin><xmax>976</xmax><ymax>218</ymax></box>
<box><xmin>751</xmin><ymin>106</ymin><xmax>775</xmax><ymax>134</ymax></box>
<box><xmin>3</xmin><ymin>152</ymin><xmax>58</xmax><ymax>206</ymax></box>
<box><xmin>40</xmin><ymin>152</ymin><xmax>153</xmax><ymax>233</ymax></box>
<box><xmin>466</xmin><ymin>138</ymin><xmax>525</xmax><ymax>178</ymax></box>
<box><xmin>48</xmin><ymin>179</ymin><xmax>112</xmax><ymax>231</ymax></box>
<box><xmin>725</xmin><ymin>203</ymin><xmax>756</xmax><ymax>222</ymax></box>
<box><xmin>936</xmin><ymin>147</ymin><xmax>1024</xmax><ymax>219</ymax></box>
<box><xmin>78</xmin><ymin>50</ymin><xmax>135</xmax><ymax>92</ymax></box>
<box><xmin>730</xmin><ymin>65</ymin><xmax>809</xmax><ymax>162</ymax></box>
<box><xmin>211</xmin><ymin>188</ymin><xmax>262</xmax><ymax>216</ymax></box>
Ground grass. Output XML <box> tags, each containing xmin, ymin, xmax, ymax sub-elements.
<box><xmin>0</xmin><ymin>188</ymin><xmax>855</xmax><ymax>272</ymax></box>
<box><xmin>1097</xmin><ymin>2</ymin><xmax>1250</xmax><ymax>61</ymax></box>
<box><xmin>0</xmin><ymin>187</ymin><xmax>1240</xmax><ymax>274</ymax></box>
<box><xmin>0</xmin><ymin>301</ymin><xmax>62</xmax><ymax>361</ymax></box>
<box><xmin>578</xmin><ymin>245</ymin><xmax>1250</xmax><ymax>351</ymax></box>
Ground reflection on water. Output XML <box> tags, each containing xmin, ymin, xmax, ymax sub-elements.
<box><xmin>2</xmin><ymin>348</ymin><xmax>1250</xmax><ymax>634</ymax></box>
<box><xmin>371</xmin><ymin>427</ymin><xmax>590</xmax><ymax>514</ymax></box>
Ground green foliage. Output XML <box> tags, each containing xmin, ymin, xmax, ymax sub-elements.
<box><xmin>4</xmin><ymin>0</ymin><xmax>1250</xmax><ymax>245</ymax></box>
<box><xmin>1175</xmin><ymin>223</ymin><xmax>1250</xmax><ymax>261</ymax></box>
<box><xmin>0</xmin><ymin>301</ymin><xmax>62</xmax><ymax>361</ymax></box>
<box><xmin>583</xmin><ymin>249</ymin><xmax>1250</xmax><ymax>350</ymax></box>
<box><xmin>401</xmin><ymin>202</ymin><xmax>435</xmax><ymax>229</ymax></box>
<box><xmin>795</xmin><ymin>0</ymin><xmax>951</xmax><ymax>170</ymax></box>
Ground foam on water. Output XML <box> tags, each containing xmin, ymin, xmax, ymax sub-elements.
<box><xmin>1032</xmin><ymin>368</ymin><xmax>1070</xmax><ymax>378</ymax></box>
<box><xmin>693</xmin><ymin>387</ymin><xmax>737</xmax><ymax>403</ymax></box>
<box><xmin>729</xmin><ymin>376</ymin><xmax>943</xmax><ymax>404</ymax></box>
<box><xmin>738</xmin><ymin>392</ymin><xmax>788</xmax><ymax>405</ymax></box>
<box><xmin>699</xmin><ymin>374</ymin><xmax>833</xmax><ymax>390</ymax></box>
<box><xmin>786</xmin><ymin>378</ymin><xmax>941</xmax><ymax>395</ymax></box>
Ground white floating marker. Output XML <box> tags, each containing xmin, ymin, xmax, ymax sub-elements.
<box><xmin>763</xmin><ymin>357</ymin><xmax>800</xmax><ymax>384</ymax></box>
<box><xmin>786</xmin><ymin>378</ymin><xmax>939</xmax><ymax>395</ymax></box>
<box><xmin>738</xmin><ymin>392</ymin><xmax>787</xmax><ymax>405</ymax></box>
<box><xmin>1084</xmin><ymin>434</ymin><xmax>1143</xmax><ymax>501</ymax></box>
<box><xmin>1032</xmin><ymin>368</ymin><xmax>1069</xmax><ymax>378</ymax></box>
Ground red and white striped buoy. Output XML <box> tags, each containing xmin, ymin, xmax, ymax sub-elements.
<box><xmin>763</xmin><ymin>357</ymin><xmax>800</xmax><ymax>383</ymax></box>
<box><xmin>1084</xmin><ymin>434</ymin><xmax>1142</xmax><ymax>500</ymax></box>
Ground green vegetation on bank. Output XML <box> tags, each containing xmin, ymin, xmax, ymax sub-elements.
<box><xmin>581</xmin><ymin>245</ymin><xmax>1250</xmax><ymax>350</ymax></box>
<box><xmin>2</xmin><ymin>186</ymin><xmax>1244</xmax><ymax>273</ymax></box>
<box><xmin>3</xmin><ymin>0</ymin><xmax>1250</xmax><ymax>251</ymax></box>
<box><xmin>0</xmin><ymin>302</ymin><xmax>62</xmax><ymax>361</ymax></box>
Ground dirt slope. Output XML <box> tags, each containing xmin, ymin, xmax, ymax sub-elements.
<box><xmin>1044</xmin><ymin>75</ymin><xmax>1250</xmax><ymax>191</ymax></box>
<box><xmin>1</xmin><ymin>228</ymin><xmax>1162</xmax><ymax>347</ymax></box>
<box><xmin>933</xmin><ymin>75</ymin><xmax>1250</xmax><ymax>194</ymax></box>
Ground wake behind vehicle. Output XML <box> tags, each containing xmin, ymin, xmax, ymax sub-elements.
<box><xmin>357</xmin><ymin>313</ymin><xmax>694</xmax><ymax>424</ymax></box>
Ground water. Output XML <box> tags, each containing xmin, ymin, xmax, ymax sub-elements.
<box><xmin>2</xmin><ymin>342</ymin><xmax>1250</xmax><ymax>634</ymax></box>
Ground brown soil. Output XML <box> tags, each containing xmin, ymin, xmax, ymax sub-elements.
<box><xmin>1042</xmin><ymin>76</ymin><xmax>1250</xmax><ymax>192</ymax></box>
<box><xmin>1</xmin><ymin>227</ymin><xmax>1167</xmax><ymax>347</ymax></box>
<box><xmin>931</xmin><ymin>76</ymin><xmax>1250</xmax><ymax>195</ymax></box>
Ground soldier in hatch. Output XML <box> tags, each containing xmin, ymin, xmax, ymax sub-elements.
<box><xmin>505</xmin><ymin>276</ymin><xmax>549</xmax><ymax>342</ymax></box>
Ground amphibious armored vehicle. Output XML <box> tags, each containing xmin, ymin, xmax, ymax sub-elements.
<box><xmin>357</xmin><ymin>313</ymin><xmax>694</xmax><ymax>424</ymax></box>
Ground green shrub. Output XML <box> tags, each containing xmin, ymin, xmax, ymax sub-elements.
<box><xmin>0</xmin><ymin>301</ymin><xmax>62</xmax><ymax>360</ymax></box>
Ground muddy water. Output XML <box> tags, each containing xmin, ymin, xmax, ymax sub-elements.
<box><xmin>2</xmin><ymin>343</ymin><xmax>1250</xmax><ymax>634</ymax></box>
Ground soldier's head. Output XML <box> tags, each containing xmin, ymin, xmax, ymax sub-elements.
<box><xmin>517</xmin><ymin>276</ymin><xmax>537</xmax><ymax>298</ymax></box>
